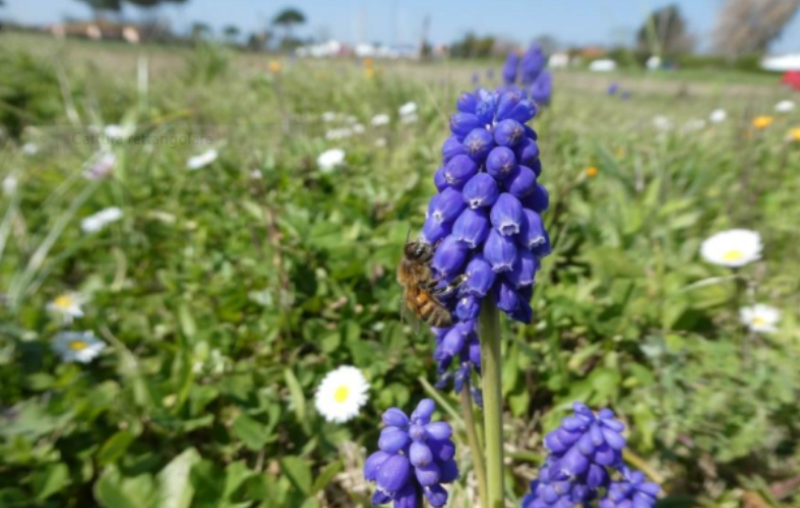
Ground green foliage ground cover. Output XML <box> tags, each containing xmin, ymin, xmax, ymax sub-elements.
<box><xmin>1</xmin><ymin>34</ymin><xmax>800</xmax><ymax>507</ymax></box>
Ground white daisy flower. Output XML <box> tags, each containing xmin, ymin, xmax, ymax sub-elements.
<box><xmin>352</xmin><ymin>123</ymin><xmax>365</xmax><ymax>134</ymax></box>
<box><xmin>325</xmin><ymin>128</ymin><xmax>353</xmax><ymax>140</ymax></box>
<box><xmin>84</xmin><ymin>152</ymin><xmax>116</xmax><ymax>180</ymax></box>
<box><xmin>186</xmin><ymin>149</ymin><xmax>218</xmax><ymax>170</ymax></box>
<box><xmin>52</xmin><ymin>331</ymin><xmax>106</xmax><ymax>364</ymax></box>
<box><xmin>3</xmin><ymin>175</ymin><xmax>18</xmax><ymax>196</ymax></box>
<box><xmin>740</xmin><ymin>304</ymin><xmax>780</xmax><ymax>333</ymax></box>
<box><xmin>81</xmin><ymin>207</ymin><xmax>123</xmax><ymax>234</ymax></box>
<box><xmin>249</xmin><ymin>170</ymin><xmax>263</xmax><ymax>180</ymax></box>
<box><xmin>47</xmin><ymin>292</ymin><xmax>85</xmax><ymax>322</ymax></box>
<box><xmin>103</xmin><ymin>124</ymin><xmax>135</xmax><ymax>140</ymax></box>
<box><xmin>22</xmin><ymin>142</ymin><xmax>39</xmax><ymax>155</ymax></box>
<box><xmin>709</xmin><ymin>109</ymin><xmax>727</xmax><ymax>123</ymax></box>
<box><xmin>375</xmin><ymin>137</ymin><xmax>387</xmax><ymax>148</ymax></box>
<box><xmin>398</xmin><ymin>102</ymin><xmax>417</xmax><ymax>117</ymax></box>
<box><xmin>371</xmin><ymin>114</ymin><xmax>390</xmax><ymax>126</ymax></box>
<box><xmin>401</xmin><ymin>113</ymin><xmax>419</xmax><ymax>124</ymax></box>
<box><xmin>321</xmin><ymin>112</ymin><xmax>338</xmax><ymax>122</ymax></box>
<box><xmin>314</xmin><ymin>365</ymin><xmax>369</xmax><ymax>423</ymax></box>
<box><xmin>683</xmin><ymin>119</ymin><xmax>707</xmax><ymax>132</ymax></box>
<box><xmin>775</xmin><ymin>100</ymin><xmax>796</xmax><ymax>113</ymax></box>
<box><xmin>652</xmin><ymin>116</ymin><xmax>673</xmax><ymax>131</ymax></box>
<box><xmin>700</xmin><ymin>229</ymin><xmax>762</xmax><ymax>267</ymax></box>
<box><xmin>317</xmin><ymin>148</ymin><xmax>345</xmax><ymax>173</ymax></box>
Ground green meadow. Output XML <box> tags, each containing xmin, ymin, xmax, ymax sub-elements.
<box><xmin>2</xmin><ymin>32</ymin><xmax>800</xmax><ymax>507</ymax></box>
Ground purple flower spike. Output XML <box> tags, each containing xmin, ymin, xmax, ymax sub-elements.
<box><xmin>463</xmin><ymin>173</ymin><xmax>500</xmax><ymax>209</ymax></box>
<box><xmin>490</xmin><ymin>193</ymin><xmax>524</xmax><ymax>236</ymax></box>
<box><xmin>418</xmin><ymin>83</ymin><xmax>550</xmax><ymax>390</ymax></box>
<box><xmin>483</xmin><ymin>228</ymin><xmax>518</xmax><ymax>273</ymax></box>
<box><xmin>502</xmin><ymin>51</ymin><xmax>519</xmax><ymax>85</ymax></box>
<box><xmin>486</xmin><ymin>146</ymin><xmax>518</xmax><ymax>180</ymax></box>
<box><xmin>444</xmin><ymin>155</ymin><xmax>478</xmax><ymax>189</ymax></box>
<box><xmin>452</xmin><ymin>208</ymin><xmax>490</xmax><ymax>249</ymax></box>
<box><xmin>523</xmin><ymin>404</ymin><xmax>659</xmax><ymax>508</ymax></box>
<box><xmin>365</xmin><ymin>401</ymin><xmax>458</xmax><ymax>507</ymax></box>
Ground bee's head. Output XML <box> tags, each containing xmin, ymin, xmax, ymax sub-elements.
<box><xmin>405</xmin><ymin>240</ymin><xmax>432</xmax><ymax>260</ymax></box>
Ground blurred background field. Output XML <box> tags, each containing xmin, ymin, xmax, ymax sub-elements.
<box><xmin>2</xmin><ymin>1</ymin><xmax>800</xmax><ymax>507</ymax></box>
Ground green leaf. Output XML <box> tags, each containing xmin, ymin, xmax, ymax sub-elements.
<box><xmin>156</xmin><ymin>447</ymin><xmax>201</xmax><ymax>508</ymax></box>
<box><xmin>232</xmin><ymin>414</ymin><xmax>269</xmax><ymax>450</ymax></box>
<box><xmin>97</xmin><ymin>430</ymin><xmax>136</xmax><ymax>466</ymax></box>
<box><xmin>279</xmin><ymin>456</ymin><xmax>312</xmax><ymax>495</ymax></box>
<box><xmin>284</xmin><ymin>368</ymin><xmax>306</xmax><ymax>423</ymax></box>
<box><xmin>178</xmin><ymin>304</ymin><xmax>197</xmax><ymax>342</ymax></box>
<box><xmin>310</xmin><ymin>460</ymin><xmax>343</xmax><ymax>495</ymax></box>
<box><xmin>94</xmin><ymin>466</ymin><xmax>156</xmax><ymax>508</ymax></box>
<box><xmin>31</xmin><ymin>463</ymin><xmax>69</xmax><ymax>501</ymax></box>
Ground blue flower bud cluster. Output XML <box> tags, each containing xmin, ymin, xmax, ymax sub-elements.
<box><xmin>364</xmin><ymin>399</ymin><xmax>459</xmax><ymax>508</ymax></box>
<box><xmin>424</xmin><ymin>86</ymin><xmax>551</xmax><ymax>391</ymax></box>
<box><xmin>502</xmin><ymin>44</ymin><xmax>553</xmax><ymax>106</ymax></box>
<box><xmin>521</xmin><ymin>403</ymin><xmax>660</xmax><ymax>508</ymax></box>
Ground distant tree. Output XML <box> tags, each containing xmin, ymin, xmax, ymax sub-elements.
<box><xmin>713</xmin><ymin>0</ymin><xmax>800</xmax><ymax>57</ymax></box>
<box><xmin>125</xmin><ymin>0</ymin><xmax>186</xmax><ymax>7</ymax></box>
<box><xmin>636</xmin><ymin>4</ymin><xmax>695</xmax><ymax>58</ymax></box>
<box><xmin>246</xmin><ymin>31</ymin><xmax>272</xmax><ymax>52</ymax></box>
<box><xmin>450</xmin><ymin>33</ymin><xmax>496</xmax><ymax>59</ymax></box>
<box><xmin>273</xmin><ymin>7</ymin><xmax>306</xmax><ymax>46</ymax></box>
<box><xmin>533</xmin><ymin>35</ymin><xmax>558</xmax><ymax>55</ymax></box>
<box><xmin>75</xmin><ymin>0</ymin><xmax>123</xmax><ymax>17</ymax></box>
<box><xmin>191</xmin><ymin>21</ymin><xmax>211</xmax><ymax>40</ymax></box>
<box><xmin>223</xmin><ymin>24</ymin><xmax>240</xmax><ymax>43</ymax></box>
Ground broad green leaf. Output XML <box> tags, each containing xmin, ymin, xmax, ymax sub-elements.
<box><xmin>279</xmin><ymin>456</ymin><xmax>312</xmax><ymax>495</ymax></box>
<box><xmin>232</xmin><ymin>414</ymin><xmax>269</xmax><ymax>450</ymax></box>
<box><xmin>97</xmin><ymin>430</ymin><xmax>136</xmax><ymax>466</ymax></box>
<box><xmin>156</xmin><ymin>448</ymin><xmax>201</xmax><ymax>508</ymax></box>
<box><xmin>32</xmin><ymin>463</ymin><xmax>69</xmax><ymax>501</ymax></box>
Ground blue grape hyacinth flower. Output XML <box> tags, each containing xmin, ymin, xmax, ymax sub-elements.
<box><xmin>521</xmin><ymin>403</ymin><xmax>660</xmax><ymax>508</ymax></box>
<box><xmin>422</xmin><ymin>86</ymin><xmax>551</xmax><ymax>391</ymax></box>
<box><xmin>364</xmin><ymin>399</ymin><xmax>458</xmax><ymax>508</ymax></box>
<box><xmin>520</xmin><ymin>44</ymin><xmax>546</xmax><ymax>86</ymax></box>
<box><xmin>502</xmin><ymin>51</ymin><xmax>519</xmax><ymax>85</ymax></box>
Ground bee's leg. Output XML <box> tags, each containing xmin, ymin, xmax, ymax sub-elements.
<box><xmin>432</xmin><ymin>274</ymin><xmax>468</xmax><ymax>297</ymax></box>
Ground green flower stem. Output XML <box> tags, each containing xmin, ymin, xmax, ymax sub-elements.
<box><xmin>460</xmin><ymin>378</ymin><xmax>488</xmax><ymax>508</ymax></box>
<box><xmin>479</xmin><ymin>296</ymin><xmax>505</xmax><ymax>508</ymax></box>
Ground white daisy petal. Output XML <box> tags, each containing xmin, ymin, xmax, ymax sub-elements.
<box><xmin>314</xmin><ymin>365</ymin><xmax>369</xmax><ymax>423</ymax></box>
<box><xmin>709</xmin><ymin>109</ymin><xmax>727</xmax><ymax>123</ymax></box>
<box><xmin>775</xmin><ymin>100</ymin><xmax>795</xmax><ymax>113</ymax></box>
<box><xmin>317</xmin><ymin>148</ymin><xmax>345</xmax><ymax>173</ymax></box>
<box><xmin>52</xmin><ymin>331</ymin><xmax>106</xmax><ymax>364</ymax></box>
<box><xmin>700</xmin><ymin>229</ymin><xmax>762</xmax><ymax>268</ymax></box>
<box><xmin>81</xmin><ymin>207</ymin><xmax>123</xmax><ymax>234</ymax></box>
<box><xmin>371</xmin><ymin>114</ymin><xmax>390</xmax><ymax>126</ymax></box>
<box><xmin>398</xmin><ymin>102</ymin><xmax>417</xmax><ymax>117</ymax></box>
<box><xmin>187</xmin><ymin>149</ymin><xmax>218</xmax><ymax>170</ymax></box>
<box><xmin>740</xmin><ymin>304</ymin><xmax>780</xmax><ymax>333</ymax></box>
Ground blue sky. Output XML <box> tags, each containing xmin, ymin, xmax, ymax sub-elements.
<box><xmin>3</xmin><ymin>0</ymin><xmax>800</xmax><ymax>54</ymax></box>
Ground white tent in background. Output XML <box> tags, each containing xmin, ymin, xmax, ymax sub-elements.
<box><xmin>761</xmin><ymin>54</ymin><xmax>800</xmax><ymax>72</ymax></box>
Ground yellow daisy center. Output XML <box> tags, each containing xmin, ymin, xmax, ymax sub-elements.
<box><xmin>752</xmin><ymin>116</ymin><xmax>774</xmax><ymax>129</ymax></box>
<box><xmin>334</xmin><ymin>385</ymin><xmax>350</xmax><ymax>403</ymax></box>
<box><xmin>68</xmin><ymin>340</ymin><xmax>88</xmax><ymax>351</ymax></box>
<box><xmin>53</xmin><ymin>294</ymin><xmax>74</xmax><ymax>309</ymax></box>
<box><xmin>586</xmin><ymin>166</ymin><xmax>599</xmax><ymax>178</ymax></box>
<box><xmin>751</xmin><ymin>316</ymin><xmax>766</xmax><ymax>326</ymax></box>
<box><xmin>722</xmin><ymin>249</ymin><xmax>744</xmax><ymax>262</ymax></box>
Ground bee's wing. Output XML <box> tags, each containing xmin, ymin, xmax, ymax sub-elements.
<box><xmin>399</xmin><ymin>291</ymin><xmax>423</xmax><ymax>335</ymax></box>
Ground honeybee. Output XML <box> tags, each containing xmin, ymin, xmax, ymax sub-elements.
<box><xmin>397</xmin><ymin>241</ymin><xmax>465</xmax><ymax>328</ymax></box>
